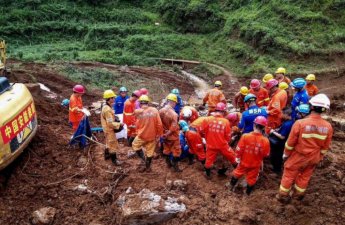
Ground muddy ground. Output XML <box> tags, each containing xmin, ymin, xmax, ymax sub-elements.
<box><xmin>0</xmin><ymin>61</ymin><xmax>344</xmax><ymax>225</ymax></box>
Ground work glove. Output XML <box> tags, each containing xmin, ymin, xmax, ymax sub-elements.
<box><xmin>235</xmin><ymin>158</ymin><xmax>241</xmax><ymax>164</ymax></box>
<box><xmin>81</xmin><ymin>108</ymin><xmax>91</xmax><ymax>117</ymax></box>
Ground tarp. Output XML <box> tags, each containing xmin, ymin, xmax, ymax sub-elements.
<box><xmin>70</xmin><ymin>116</ymin><xmax>92</xmax><ymax>148</ymax></box>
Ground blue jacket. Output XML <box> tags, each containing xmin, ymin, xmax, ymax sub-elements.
<box><xmin>174</xmin><ymin>96</ymin><xmax>184</xmax><ymax>115</ymax></box>
<box><xmin>114</xmin><ymin>95</ymin><xmax>129</xmax><ymax>114</ymax></box>
<box><xmin>170</xmin><ymin>132</ymin><xmax>189</xmax><ymax>160</ymax></box>
<box><xmin>291</xmin><ymin>89</ymin><xmax>309</xmax><ymax>119</ymax></box>
<box><xmin>239</xmin><ymin>105</ymin><xmax>268</xmax><ymax>134</ymax></box>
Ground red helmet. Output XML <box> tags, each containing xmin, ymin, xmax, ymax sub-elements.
<box><xmin>226</xmin><ymin>113</ymin><xmax>238</xmax><ymax>122</ymax></box>
<box><xmin>265</xmin><ymin>79</ymin><xmax>279</xmax><ymax>90</ymax></box>
<box><xmin>250</xmin><ymin>79</ymin><xmax>261</xmax><ymax>89</ymax></box>
<box><xmin>73</xmin><ymin>84</ymin><xmax>85</xmax><ymax>94</ymax></box>
<box><xmin>133</xmin><ymin>90</ymin><xmax>141</xmax><ymax>97</ymax></box>
<box><xmin>140</xmin><ymin>88</ymin><xmax>148</xmax><ymax>95</ymax></box>
<box><xmin>215</xmin><ymin>102</ymin><xmax>226</xmax><ymax>111</ymax></box>
<box><xmin>254</xmin><ymin>116</ymin><xmax>267</xmax><ymax>127</ymax></box>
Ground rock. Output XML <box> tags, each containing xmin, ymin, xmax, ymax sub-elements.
<box><xmin>166</xmin><ymin>180</ymin><xmax>173</xmax><ymax>190</ymax></box>
<box><xmin>336</xmin><ymin>171</ymin><xmax>343</xmax><ymax>181</ymax></box>
<box><xmin>77</xmin><ymin>156</ymin><xmax>88</xmax><ymax>167</ymax></box>
<box><xmin>173</xmin><ymin>180</ymin><xmax>188</xmax><ymax>191</ymax></box>
<box><xmin>73</xmin><ymin>184</ymin><xmax>90</xmax><ymax>193</ymax></box>
<box><xmin>31</xmin><ymin>207</ymin><xmax>57</xmax><ymax>225</ymax></box>
<box><xmin>238</xmin><ymin>210</ymin><xmax>257</xmax><ymax>222</ymax></box>
<box><xmin>25</xmin><ymin>83</ymin><xmax>41</xmax><ymax>96</ymax></box>
<box><xmin>116</xmin><ymin>188</ymin><xmax>186</xmax><ymax>225</ymax></box>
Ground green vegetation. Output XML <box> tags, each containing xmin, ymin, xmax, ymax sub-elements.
<box><xmin>1</xmin><ymin>0</ymin><xmax>345</xmax><ymax>76</ymax></box>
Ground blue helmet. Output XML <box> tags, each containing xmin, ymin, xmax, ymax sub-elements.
<box><xmin>297</xmin><ymin>104</ymin><xmax>310</xmax><ymax>114</ymax></box>
<box><xmin>61</xmin><ymin>99</ymin><xmax>70</xmax><ymax>107</ymax></box>
<box><xmin>119</xmin><ymin>86</ymin><xmax>128</xmax><ymax>92</ymax></box>
<box><xmin>171</xmin><ymin>88</ymin><xmax>180</xmax><ymax>95</ymax></box>
<box><xmin>244</xmin><ymin>93</ymin><xmax>257</xmax><ymax>103</ymax></box>
<box><xmin>291</xmin><ymin>78</ymin><xmax>306</xmax><ymax>89</ymax></box>
<box><xmin>179</xmin><ymin>120</ymin><xmax>189</xmax><ymax>132</ymax></box>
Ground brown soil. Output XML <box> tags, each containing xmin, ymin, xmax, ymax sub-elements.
<box><xmin>0</xmin><ymin>61</ymin><xmax>344</xmax><ymax>225</ymax></box>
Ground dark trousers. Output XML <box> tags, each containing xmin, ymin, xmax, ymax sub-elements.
<box><xmin>270</xmin><ymin>141</ymin><xmax>285</xmax><ymax>173</ymax></box>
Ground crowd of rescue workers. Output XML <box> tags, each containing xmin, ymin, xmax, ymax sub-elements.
<box><xmin>66</xmin><ymin>67</ymin><xmax>333</xmax><ymax>203</ymax></box>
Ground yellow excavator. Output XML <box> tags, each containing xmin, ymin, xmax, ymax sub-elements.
<box><xmin>0</xmin><ymin>40</ymin><xmax>38</xmax><ymax>171</ymax></box>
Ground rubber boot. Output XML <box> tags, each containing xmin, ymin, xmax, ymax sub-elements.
<box><xmin>200</xmin><ymin>159</ymin><xmax>206</xmax><ymax>165</ymax></box>
<box><xmin>172</xmin><ymin>157</ymin><xmax>182</xmax><ymax>172</ymax></box>
<box><xmin>230</xmin><ymin>177</ymin><xmax>238</xmax><ymax>191</ymax></box>
<box><xmin>145</xmin><ymin>157</ymin><xmax>153</xmax><ymax>172</ymax></box>
<box><xmin>104</xmin><ymin>148</ymin><xmax>110</xmax><ymax>160</ymax></box>
<box><xmin>246</xmin><ymin>185</ymin><xmax>254</xmax><ymax>195</ymax></box>
<box><xmin>217</xmin><ymin>167</ymin><xmax>228</xmax><ymax>176</ymax></box>
<box><xmin>276</xmin><ymin>193</ymin><xmax>291</xmax><ymax>204</ymax></box>
<box><xmin>111</xmin><ymin>154</ymin><xmax>123</xmax><ymax>166</ymax></box>
<box><xmin>188</xmin><ymin>154</ymin><xmax>194</xmax><ymax>165</ymax></box>
<box><xmin>136</xmin><ymin>149</ymin><xmax>145</xmax><ymax>161</ymax></box>
<box><xmin>205</xmin><ymin>168</ymin><xmax>211</xmax><ymax>178</ymax></box>
<box><xmin>165</xmin><ymin>155</ymin><xmax>172</xmax><ymax>168</ymax></box>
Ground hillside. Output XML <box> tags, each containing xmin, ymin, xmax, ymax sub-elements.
<box><xmin>1</xmin><ymin>0</ymin><xmax>345</xmax><ymax>76</ymax></box>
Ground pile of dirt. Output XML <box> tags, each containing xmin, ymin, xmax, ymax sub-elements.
<box><xmin>0</xmin><ymin>62</ymin><xmax>344</xmax><ymax>225</ymax></box>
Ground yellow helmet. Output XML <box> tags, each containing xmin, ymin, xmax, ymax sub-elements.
<box><xmin>275</xmin><ymin>67</ymin><xmax>286</xmax><ymax>74</ymax></box>
<box><xmin>139</xmin><ymin>95</ymin><xmax>150</xmax><ymax>102</ymax></box>
<box><xmin>306</xmin><ymin>74</ymin><xmax>316</xmax><ymax>81</ymax></box>
<box><xmin>214</xmin><ymin>80</ymin><xmax>222</xmax><ymax>87</ymax></box>
<box><xmin>279</xmin><ymin>82</ymin><xmax>289</xmax><ymax>90</ymax></box>
<box><xmin>262</xmin><ymin>73</ymin><xmax>273</xmax><ymax>83</ymax></box>
<box><xmin>167</xmin><ymin>93</ymin><xmax>178</xmax><ymax>103</ymax></box>
<box><xmin>240</xmin><ymin>86</ymin><xmax>249</xmax><ymax>96</ymax></box>
<box><xmin>103</xmin><ymin>90</ymin><xmax>116</xmax><ymax>99</ymax></box>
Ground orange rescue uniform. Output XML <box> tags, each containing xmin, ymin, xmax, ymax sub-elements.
<box><xmin>123</xmin><ymin>98</ymin><xmax>137</xmax><ymax>137</ymax></box>
<box><xmin>69</xmin><ymin>93</ymin><xmax>84</xmax><ymax>131</ymax></box>
<box><xmin>159</xmin><ymin>105</ymin><xmax>181</xmax><ymax>157</ymax></box>
<box><xmin>233</xmin><ymin>92</ymin><xmax>246</xmax><ymax>112</ymax></box>
<box><xmin>203</xmin><ymin>88</ymin><xmax>226</xmax><ymax>113</ymax></box>
<box><xmin>267</xmin><ymin>89</ymin><xmax>287</xmax><ymax>133</ymax></box>
<box><xmin>185</xmin><ymin>128</ymin><xmax>206</xmax><ymax>161</ymax></box>
<box><xmin>249</xmin><ymin>88</ymin><xmax>270</xmax><ymax>107</ymax></box>
<box><xmin>233</xmin><ymin>132</ymin><xmax>270</xmax><ymax>186</ymax></box>
<box><xmin>279</xmin><ymin>114</ymin><xmax>333</xmax><ymax>196</ymax></box>
<box><xmin>179</xmin><ymin>106</ymin><xmax>199</xmax><ymax>123</ymax></box>
<box><xmin>132</xmin><ymin>106</ymin><xmax>163</xmax><ymax>157</ymax></box>
<box><xmin>202</xmin><ymin>115</ymin><xmax>236</xmax><ymax>169</ymax></box>
<box><xmin>305</xmin><ymin>84</ymin><xmax>319</xmax><ymax>97</ymax></box>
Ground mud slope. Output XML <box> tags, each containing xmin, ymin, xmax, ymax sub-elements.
<box><xmin>0</xmin><ymin>62</ymin><xmax>344</xmax><ymax>225</ymax></box>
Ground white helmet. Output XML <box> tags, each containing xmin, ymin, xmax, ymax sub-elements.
<box><xmin>309</xmin><ymin>93</ymin><xmax>330</xmax><ymax>109</ymax></box>
<box><xmin>182</xmin><ymin>108</ymin><xmax>192</xmax><ymax>118</ymax></box>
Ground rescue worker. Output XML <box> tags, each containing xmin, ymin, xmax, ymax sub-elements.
<box><xmin>179</xmin><ymin>120</ymin><xmax>206</xmax><ymax>165</ymax></box>
<box><xmin>278</xmin><ymin>94</ymin><xmax>333</xmax><ymax>202</ymax></box>
<box><xmin>279</xmin><ymin>82</ymin><xmax>289</xmax><ymax>91</ymax></box>
<box><xmin>305</xmin><ymin>74</ymin><xmax>319</xmax><ymax>97</ymax></box>
<box><xmin>238</xmin><ymin>94</ymin><xmax>268</xmax><ymax>134</ymax></box>
<box><xmin>69</xmin><ymin>84</ymin><xmax>86</xmax><ymax>131</ymax></box>
<box><xmin>233</xmin><ymin>86</ymin><xmax>249</xmax><ymax>112</ymax></box>
<box><xmin>135</xmin><ymin>88</ymin><xmax>148</xmax><ymax>109</ymax></box>
<box><xmin>268</xmin><ymin>107</ymin><xmax>293</xmax><ymax>174</ymax></box>
<box><xmin>296</xmin><ymin>104</ymin><xmax>310</xmax><ymax>120</ymax></box>
<box><xmin>291</xmin><ymin>78</ymin><xmax>309</xmax><ymax>120</ymax></box>
<box><xmin>123</xmin><ymin>90</ymin><xmax>141</xmax><ymax>146</ymax></box>
<box><xmin>159</xmin><ymin>93</ymin><xmax>182</xmax><ymax>172</ymax></box>
<box><xmin>266</xmin><ymin>79</ymin><xmax>288</xmax><ymax>134</ymax></box>
<box><xmin>203</xmin><ymin>81</ymin><xmax>226</xmax><ymax>115</ymax></box>
<box><xmin>101</xmin><ymin>90</ymin><xmax>123</xmax><ymax>165</ymax></box>
<box><xmin>275</xmin><ymin>67</ymin><xmax>291</xmax><ymax>84</ymax></box>
<box><xmin>114</xmin><ymin>86</ymin><xmax>129</xmax><ymax>114</ymax></box>
<box><xmin>226</xmin><ymin>112</ymin><xmax>242</xmax><ymax>147</ymax></box>
<box><xmin>171</xmin><ymin>88</ymin><xmax>184</xmax><ymax>115</ymax></box>
<box><xmin>230</xmin><ymin>116</ymin><xmax>270</xmax><ymax>195</ymax></box>
<box><xmin>202</xmin><ymin>102</ymin><xmax>237</xmax><ymax>178</ymax></box>
<box><xmin>262</xmin><ymin>73</ymin><xmax>274</xmax><ymax>87</ymax></box>
<box><xmin>179</xmin><ymin>106</ymin><xmax>199</xmax><ymax>123</ymax></box>
<box><xmin>249</xmin><ymin>79</ymin><xmax>270</xmax><ymax>107</ymax></box>
<box><xmin>132</xmin><ymin>95</ymin><xmax>163</xmax><ymax>172</ymax></box>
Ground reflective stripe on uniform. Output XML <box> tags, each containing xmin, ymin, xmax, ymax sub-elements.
<box><xmin>124</xmin><ymin>112</ymin><xmax>134</xmax><ymax>116</ymax></box>
<box><xmin>294</xmin><ymin>184</ymin><xmax>306</xmax><ymax>193</ymax></box>
<box><xmin>69</xmin><ymin>106</ymin><xmax>79</xmax><ymax>112</ymax></box>
<box><xmin>279</xmin><ymin>185</ymin><xmax>290</xmax><ymax>193</ymax></box>
<box><xmin>302</xmin><ymin>133</ymin><xmax>327</xmax><ymax>140</ymax></box>
<box><xmin>321</xmin><ymin>149</ymin><xmax>328</xmax><ymax>154</ymax></box>
<box><xmin>285</xmin><ymin>143</ymin><xmax>294</xmax><ymax>150</ymax></box>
